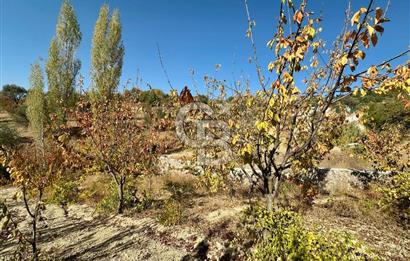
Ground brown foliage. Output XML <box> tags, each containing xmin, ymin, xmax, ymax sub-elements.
<box><xmin>179</xmin><ymin>86</ymin><xmax>194</xmax><ymax>106</ymax></box>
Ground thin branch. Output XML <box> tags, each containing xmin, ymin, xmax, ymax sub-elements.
<box><xmin>156</xmin><ymin>43</ymin><xmax>175</xmax><ymax>91</ymax></box>
<box><xmin>352</xmin><ymin>49</ymin><xmax>410</xmax><ymax>78</ymax></box>
<box><xmin>244</xmin><ymin>0</ymin><xmax>267</xmax><ymax>92</ymax></box>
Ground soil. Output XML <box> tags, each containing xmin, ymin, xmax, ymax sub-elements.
<box><xmin>1</xmin><ymin>185</ymin><xmax>409</xmax><ymax>260</ymax></box>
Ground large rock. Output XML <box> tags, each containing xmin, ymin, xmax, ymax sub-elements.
<box><xmin>322</xmin><ymin>168</ymin><xmax>363</xmax><ymax>195</ymax></box>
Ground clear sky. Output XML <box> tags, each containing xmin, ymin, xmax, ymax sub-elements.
<box><xmin>1</xmin><ymin>0</ymin><xmax>409</xmax><ymax>95</ymax></box>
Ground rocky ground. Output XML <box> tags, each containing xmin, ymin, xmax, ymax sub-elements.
<box><xmin>2</xmin><ymin>182</ymin><xmax>410</xmax><ymax>260</ymax></box>
<box><xmin>0</xmin><ymin>186</ymin><xmax>249</xmax><ymax>261</ymax></box>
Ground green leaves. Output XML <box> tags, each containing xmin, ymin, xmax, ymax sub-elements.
<box><xmin>91</xmin><ymin>4</ymin><xmax>124</xmax><ymax>102</ymax></box>
<box><xmin>26</xmin><ymin>62</ymin><xmax>46</xmax><ymax>145</ymax></box>
<box><xmin>46</xmin><ymin>0</ymin><xmax>82</xmax><ymax>122</ymax></box>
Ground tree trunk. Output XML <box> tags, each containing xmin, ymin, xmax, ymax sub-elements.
<box><xmin>32</xmin><ymin>217</ymin><xmax>38</xmax><ymax>261</ymax></box>
<box><xmin>265</xmin><ymin>176</ymin><xmax>274</xmax><ymax>212</ymax></box>
<box><xmin>272</xmin><ymin>175</ymin><xmax>281</xmax><ymax>210</ymax></box>
<box><xmin>264</xmin><ymin>174</ymin><xmax>281</xmax><ymax>212</ymax></box>
<box><xmin>117</xmin><ymin>180</ymin><xmax>124</xmax><ymax>214</ymax></box>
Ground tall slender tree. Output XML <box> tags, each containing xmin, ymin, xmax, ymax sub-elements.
<box><xmin>90</xmin><ymin>4</ymin><xmax>124</xmax><ymax>101</ymax></box>
<box><xmin>46</xmin><ymin>0</ymin><xmax>81</xmax><ymax>121</ymax></box>
<box><xmin>26</xmin><ymin>62</ymin><xmax>46</xmax><ymax>149</ymax></box>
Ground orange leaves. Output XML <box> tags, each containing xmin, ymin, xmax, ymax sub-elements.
<box><xmin>374</xmin><ymin>7</ymin><xmax>390</xmax><ymax>25</ymax></box>
<box><xmin>361</xmin><ymin>32</ymin><xmax>370</xmax><ymax>48</ymax></box>
<box><xmin>349</xmin><ymin>6</ymin><xmax>388</xmax><ymax>49</ymax></box>
<box><xmin>370</xmin><ymin>33</ymin><xmax>378</xmax><ymax>47</ymax></box>
<box><xmin>294</xmin><ymin>10</ymin><xmax>303</xmax><ymax>24</ymax></box>
<box><xmin>375</xmin><ymin>7</ymin><xmax>383</xmax><ymax>23</ymax></box>
<box><xmin>374</xmin><ymin>25</ymin><xmax>384</xmax><ymax>35</ymax></box>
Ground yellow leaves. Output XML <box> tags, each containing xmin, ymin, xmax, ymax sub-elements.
<box><xmin>310</xmin><ymin>59</ymin><xmax>318</xmax><ymax>68</ymax></box>
<box><xmin>356</xmin><ymin>50</ymin><xmax>365</xmax><ymax>60</ymax></box>
<box><xmin>278</xmin><ymin>84</ymin><xmax>287</xmax><ymax>97</ymax></box>
<box><xmin>367</xmin><ymin>25</ymin><xmax>375</xmax><ymax>37</ymax></box>
<box><xmin>240</xmin><ymin>143</ymin><xmax>254</xmax><ymax>163</ymax></box>
<box><xmin>274</xmin><ymin>114</ymin><xmax>280</xmax><ymax>123</ymax></box>
<box><xmin>351</xmin><ymin>7</ymin><xmax>368</xmax><ymax>27</ymax></box>
<box><xmin>231</xmin><ymin>134</ymin><xmax>240</xmax><ymax>145</ymax></box>
<box><xmin>255</xmin><ymin>120</ymin><xmax>269</xmax><ymax>132</ymax></box>
<box><xmin>294</xmin><ymin>10</ymin><xmax>303</xmax><ymax>24</ymax></box>
<box><xmin>267</xmin><ymin>39</ymin><xmax>275</xmax><ymax>49</ymax></box>
<box><xmin>367</xmin><ymin>66</ymin><xmax>378</xmax><ymax>78</ymax></box>
<box><xmin>268</xmin><ymin>62</ymin><xmax>275</xmax><ymax>72</ymax></box>
<box><xmin>352</xmin><ymin>88</ymin><xmax>365</xmax><ymax>96</ymax></box>
<box><xmin>367</xmin><ymin>25</ymin><xmax>378</xmax><ymax>46</ymax></box>
<box><xmin>268</xmin><ymin>97</ymin><xmax>275</xmax><ymax>107</ymax></box>
<box><xmin>228</xmin><ymin>119</ymin><xmax>235</xmax><ymax>129</ymax></box>
<box><xmin>351</xmin><ymin>8</ymin><xmax>364</xmax><ymax>26</ymax></box>
<box><xmin>283</xmin><ymin>72</ymin><xmax>294</xmax><ymax>83</ymax></box>
<box><xmin>339</xmin><ymin>55</ymin><xmax>349</xmax><ymax>66</ymax></box>
<box><xmin>246</xmin><ymin>97</ymin><xmax>254</xmax><ymax>108</ymax></box>
<box><xmin>306</xmin><ymin>27</ymin><xmax>316</xmax><ymax>40</ymax></box>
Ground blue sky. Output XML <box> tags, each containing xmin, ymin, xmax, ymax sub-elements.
<box><xmin>1</xmin><ymin>0</ymin><xmax>409</xmax><ymax>95</ymax></box>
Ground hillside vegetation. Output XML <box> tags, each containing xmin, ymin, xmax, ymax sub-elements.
<box><xmin>1</xmin><ymin>0</ymin><xmax>409</xmax><ymax>260</ymax></box>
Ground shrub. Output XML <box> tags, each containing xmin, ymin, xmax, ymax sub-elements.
<box><xmin>237</xmin><ymin>207</ymin><xmax>375</xmax><ymax>260</ymax></box>
<box><xmin>336</xmin><ymin>123</ymin><xmax>363</xmax><ymax>146</ymax></box>
<box><xmin>196</xmin><ymin>169</ymin><xmax>225</xmax><ymax>194</ymax></box>
<box><xmin>158</xmin><ymin>198</ymin><xmax>184</xmax><ymax>226</ymax></box>
<box><xmin>96</xmin><ymin>183</ymin><xmax>119</xmax><ymax>213</ymax></box>
<box><xmin>134</xmin><ymin>191</ymin><xmax>156</xmax><ymax>212</ymax></box>
<box><xmin>380</xmin><ymin>172</ymin><xmax>410</xmax><ymax>227</ymax></box>
<box><xmin>0</xmin><ymin>123</ymin><xmax>20</xmax><ymax>148</ymax></box>
<box><xmin>48</xmin><ymin>179</ymin><xmax>80</xmax><ymax>206</ymax></box>
<box><xmin>138</xmin><ymin>89</ymin><xmax>168</xmax><ymax>105</ymax></box>
<box><xmin>164</xmin><ymin>179</ymin><xmax>196</xmax><ymax>200</ymax></box>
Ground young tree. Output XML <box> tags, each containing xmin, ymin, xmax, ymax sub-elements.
<box><xmin>26</xmin><ymin>62</ymin><xmax>46</xmax><ymax>149</ymax></box>
<box><xmin>46</xmin><ymin>0</ymin><xmax>81</xmax><ymax>121</ymax></box>
<box><xmin>226</xmin><ymin>0</ymin><xmax>408</xmax><ymax>211</ymax></box>
<box><xmin>90</xmin><ymin>4</ymin><xmax>124</xmax><ymax>101</ymax></box>
<box><xmin>74</xmin><ymin>96</ymin><xmax>162</xmax><ymax>214</ymax></box>
<box><xmin>8</xmin><ymin>143</ymin><xmax>63</xmax><ymax>260</ymax></box>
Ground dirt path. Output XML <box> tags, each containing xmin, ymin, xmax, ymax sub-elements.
<box><xmin>0</xmin><ymin>187</ymin><xmax>189</xmax><ymax>260</ymax></box>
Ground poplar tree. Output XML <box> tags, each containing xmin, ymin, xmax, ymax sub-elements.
<box><xmin>91</xmin><ymin>5</ymin><xmax>124</xmax><ymax>101</ymax></box>
<box><xmin>26</xmin><ymin>62</ymin><xmax>46</xmax><ymax>148</ymax></box>
<box><xmin>46</xmin><ymin>0</ymin><xmax>81</xmax><ymax>121</ymax></box>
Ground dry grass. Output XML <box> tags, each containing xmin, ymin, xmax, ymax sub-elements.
<box><xmin>320</xmin><ymin>146</ymin><xmax>372</xmax><ymax>169</ymax></box>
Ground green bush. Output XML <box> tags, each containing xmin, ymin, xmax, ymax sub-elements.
<box><xmin>239</xmin><ymin>207</ymin><xmax>375</xmax><ymax>260</ymax></box>
<box><xmin>48</xmin><ymin>179</ymin><xmax>80</xmax><ymax>205</ymax></box>
<box><xmin>164</xmin><ymin>179</ymin><xmax>196</xmax><ymax>200</ymax></box>
<box><xmin>380</xmin><ymin>172</ymin><xmax>410</xmax><ymax>227</ymax></box>
<box><xmin>336</xmin><ymin>123</ymin><xmax>363</xmax><ymax>146</ymax></box>
<box><xmin>134</xmin><ymin>190</ymin><xmax>156</xmax><ymax>212</ymax></box>
<box><xmin>158</xmin><ymin>198</ymin><xmax>184</xmax><ymax>226</ymax></box>
<box><xmin>96</xmin><ymin>183</ymin><xmax>119</xmax><ymax>213</ymax></box>
<box><xmin>138</xmin><ymin>89</ymin><xmax>168</xmax><ymax>105</ymax></box>
<box><xmin>0</xmin><ymin>123</ymin><xmax>20</xmax><ymax>148</ymax></box>
<box><xmin>340</xmin><ymin>91</ymin><xmax>410</xmax><ymax>132</ymax></box>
